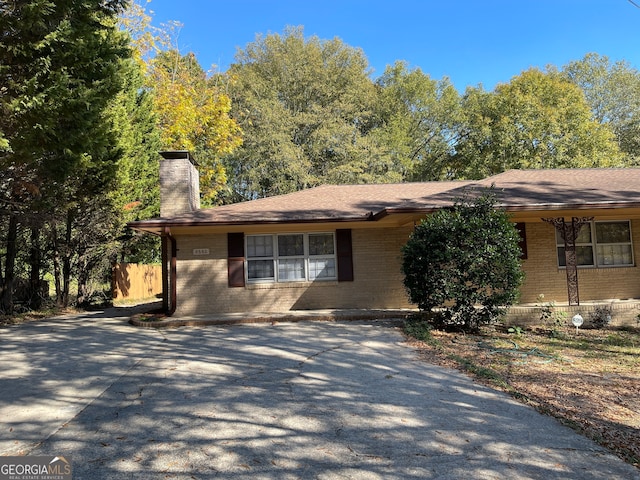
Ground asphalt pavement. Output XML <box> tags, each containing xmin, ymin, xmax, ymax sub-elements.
<box><xmin>1</xmin><ymin>306</ymin><xmax>638</xmax><ymax>479</ymax></box>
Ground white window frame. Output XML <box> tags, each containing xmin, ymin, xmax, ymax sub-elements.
<box><xmin>246</xmin><ymin>234</ymin><xmax>276</xmax><ymax>281</ymax></box>
<box><xmin>246</xmin><ymin>232</ymin><xmax>337</xmax><ymax>283</ymax></box>
<box><xmin>556</xmin><ymin>220</ymin><xmax>634</xmax><ymax>268</ymax></box>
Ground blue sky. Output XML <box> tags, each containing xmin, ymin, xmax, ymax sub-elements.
<box><xmin>146</xmin><ymin>0</ymin><xmax>640</xmax><ymax>91</ymax></box>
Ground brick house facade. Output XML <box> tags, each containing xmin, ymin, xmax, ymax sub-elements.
<box><xmin>129</xmin><ymin>152</ymin><xmax>640</xmax><ymax>316</ymax></box>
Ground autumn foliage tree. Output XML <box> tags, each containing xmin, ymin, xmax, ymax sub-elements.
<box><xmin>119</xmin><ymin>1</ymin><xmax>243</xmax><ymax>208</ymax></box>
<box><xmin>149</xmin><ymin>50</ymin><xmax>242</xmax><ymax>204</ymax></box>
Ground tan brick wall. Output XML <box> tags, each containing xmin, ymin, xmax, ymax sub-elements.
<box><xmin>173</xmin><ymin>228</ymin><xmax>414</xmax><ymax>316</ymax></box>
<box><xmin>506</xmin><ymin>302</ymin><xmax>640</xmax><ymax>328</ymax></box>
<box><xmin>519</xmin><ymin>220</ymin><xmax>640</xmax><ymax>304</ymax></box>
<box><xmin>172</xmin><ymin>219</ymin><xmax>640</xmax><ymax>316</ymax></box>
<box><xmin>518</xmin><ymin>222</ymin><xmax>566</xmax><ymax>303</ymax></box>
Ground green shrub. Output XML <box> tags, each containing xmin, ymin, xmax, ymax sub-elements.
<box><xmin>401</xmin><ymin>190</ymin><xmax>525</xmax><ymax>331</ymax></box>
<box><xmin>508</xmin><ymin>325</ymin><xmax>524</xmax><ymax>336</ymax></box>
<box><xmin>536</xmin><ymin>295</ymin><xmax>568</xmax><ymax>336</ymax></box>
<box><xmin>588</xmin><ymin>305</ymin><xmax>612</xmax><ymax>329</ymax></box>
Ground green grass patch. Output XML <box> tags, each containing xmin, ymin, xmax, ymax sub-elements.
<box><xmin>448</xmin><ymin>353</ymin><xmax>511</xmax><ymax>390</ymax></box>
<box><xmin>403</xmin><ymin>318</ymin><xmax>442</xmax><ymax>347</ymax></box>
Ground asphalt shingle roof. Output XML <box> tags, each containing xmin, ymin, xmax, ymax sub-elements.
<box><xmin>130</xmin><ymin>168</ymin><xmax>640</xmax><ymax>230</ymax></box>
<box><xmin>481</xmin><ymin>168</ymin><xmax>640</xmax><ymax>209</ymax></box>
<box><xmin>159</xmin><ymin>180</ymin><xmax>473</xmax><ymax>224</ymax></box>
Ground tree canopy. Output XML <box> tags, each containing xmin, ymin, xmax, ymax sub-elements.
<box><xmin>150</xmin><ymin>50</ymin><xmax>242</xmax><ymax>203</ymax></box>
<box><xmin>0</xmin><ymin>0</ymin><xmax>130</xmax><ymax>190</ymax></box>
<box><xmin>0</xmin><ymin>0</ymin><xmax>133</xmax><ymax>310</ymax></box>
<box><xmin>223</xmin><ymin>26</ymin><xmax>399</xmax><ymax>200</ymax></box>
<box><xmin>561</xmin><ymin>53</ymin><xmax>640</xmax><ymax>164</ymax></box>
<box><xmin>221</xmin><ymin>30</ymin><xmax>629</xmax><ymax>199</ymax></box>
<box><xmin>452</xmin><ymin>68</ymin><xmax>622</xmax><ymax>178</ymax></box>
<box><xmin>373</xmin><ymin>61</ymin><xmax>461</xmax><ymax>181</ymax></box>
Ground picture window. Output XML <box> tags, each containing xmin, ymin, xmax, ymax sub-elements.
<box><xmin>246</xmin><ymin>233</ymin><xmax>337</xmax><ymax>282</ymax></box>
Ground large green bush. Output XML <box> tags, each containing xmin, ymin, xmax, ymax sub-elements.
<box><xmin>401</xmin><ymin>191</ymin><xmax>524</xmax><ymax>331</ymax></box>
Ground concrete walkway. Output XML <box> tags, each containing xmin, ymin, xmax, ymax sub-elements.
<box><xmin>130</xmin><ymin>306</ymin><xmax>417</xmax><ymax>327</ymax></box>
<box><xmin>1</xmin><ymin>307</ymin><xmax>638</xmax><ymax>479</ymax></box>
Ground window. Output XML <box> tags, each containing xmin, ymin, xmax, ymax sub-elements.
<box><xmin>308</xmin><ymin>233</ymin><xmax>336</xmax><ymax>280</ymax></box>
<box><xmin>246</xmin><ymin>233</ymin><xmax>337</xmax><ymax>282</ymax></box>
<box><xmin>246</xmin><ymin>235</ymin><xmax>275</xmax><ymax>280</ymax></box>
<box><xmin>556</xmin><ymin>221</ymin><xmax>633</xmax><ymax>267</ymax></box>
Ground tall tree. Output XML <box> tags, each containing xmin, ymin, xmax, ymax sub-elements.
<box><xmin>69</xmin><ymin>55</ymin><xmax>164</xmax><ymax>306</ymax></box>
<box><xmin>373</xmin><ymin>61</ymin><xmax>461</xmax><ymax>181</ymax></box>
<box><xmin>150</xmin><ymin>50</ymin><xmax>242</xmax><ymax>204</ymax></box>
<box><xmin>223</xmin><ymin>26</ymin><xmax>398</xmax><ymax>201</ymax></box>
<box><xmin>109</xmin><ymin>57</ymin><xmax>163</xmax><ymax>264</ymax></box>
<box><xmin>561</xmin><ymin>53</ymin><xmax>640</xmax><ymax>164</ymax></box>
<box><xmin>0</xmin><ymin>0</ymin><xmax>131</xmax><ymax>310</ymax></box>
<box><xmin>118</xmin><ymin>0</ymin><xmax>174</xmax><ymax>68</ymax></box>
<box><xmin>120</xmin><ymin>2</ymin><xmax>243</xmax><ymax>206</ymax></box>
<box><xmin>452</xmin><ymin>68</ymin><xmax>622</xmax><ymax>178</ymax></box>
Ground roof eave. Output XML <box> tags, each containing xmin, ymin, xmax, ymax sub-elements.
<box><xmin>370</xmin><ymin>206</ymin><xmax>440</xmax><ymax>221</ymax></box>
<box><xmin>128</xmin><ymin>214</ymin><xmax>375</xmax><ymax>232</ymax></box>
<box><xmin>500</xmin><ymin>201</ymin><xmax>640</xmax><ymax>212</ymax></box>
<box><xmin>128</xmin><ymin>201</ymin><xmax>640</xmax><ymax>234</ymax></box>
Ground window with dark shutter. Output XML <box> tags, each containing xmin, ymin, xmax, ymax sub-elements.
<box><xmin>515</xmin><ymin>223</ymin><xmax>527</xmax><ymax>260</ymax></box>
<box><xmin>228</xmin><ymin>232</ymin><xmax>245</xmax><ymax>287</ymax></box>
<box><xmin>336</xmin><ymin>229</ymin><xmax>354</xmax><ymax>282</ymax></box>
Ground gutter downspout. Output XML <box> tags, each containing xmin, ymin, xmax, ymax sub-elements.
<box><xmin>161</xmin><ymin>227</ymin><xmax>177</xmax><ymax>316</ymax></box>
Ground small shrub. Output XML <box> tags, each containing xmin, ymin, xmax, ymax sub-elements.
<box><xmin>508</xmin><ymin>325</ymin><xmax>524</xmax><ymax>336</ymax></box>
<box><xmin>537</xmin><ymin>294</ymin><xmax>554</xmax><ymax>324</ymax></box>
<box><xmin>588</xmin><ymin>306</ymin><xmax>612</xmax><ymax>329</ymax></box>
<box><xmin>536</xmin><ymin>295</ymin><xmax>567</xmax><ymax>337</ymax></box>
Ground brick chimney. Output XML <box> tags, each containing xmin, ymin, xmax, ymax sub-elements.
<box><xmin>159</xmin><ymin>150</ymin><xmax>200</xmax><ymax>218</ymax></box>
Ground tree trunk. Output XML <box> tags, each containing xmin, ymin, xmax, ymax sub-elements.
<box><xmin>1</xmin><ymin>214</ymin><xmax>18</xmax><ymax>314</ymax></box>
<box><xmin>28</xmin><ymin>223</ymin><xmax>43</xmax><ymax>310</ymax></box>
<box><xmin>50</xmin><ymin>221</ymin><xmax>64</xmax><ymax>307</ymax></box>
<box><xmin>76</xmin><ymin>249</ymin><xmax>89</xmax><ymax>307</ymax></box>
<box><xmin>0</xmin><ymin>241</ymin><xmax>4</xmax><ymax>292</ymax></box>
<box><xmin>61</xmin><ymin>210</ymin><xmax>73</xmax><ymax>307</ymax></box>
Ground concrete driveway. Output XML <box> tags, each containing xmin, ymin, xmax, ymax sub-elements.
<box><xmin>1</xmin><ymin>307</ymin><xmax>638</xmax><ymax>480</ymax></box>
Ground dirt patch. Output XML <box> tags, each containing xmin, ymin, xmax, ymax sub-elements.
<box><xmin>0</xmin><ymin>307</ymin><xmax>79</xmax><ymax>327</ymax></box>
<box><xmin>405</xmin><ymin>323</ymin><xmax>640</xmax><ymax>469</ymax></box>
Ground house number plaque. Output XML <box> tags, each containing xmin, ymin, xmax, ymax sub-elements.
<box><xmin>192</xmin><ymin>248</ymin><xmax>210</xmax><ymax>256</ymax></box>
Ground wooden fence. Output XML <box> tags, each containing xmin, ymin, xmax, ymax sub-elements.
<box><xmin>112</xmin><ymin>263</ymin><xmax>162</xmax><ymax>301</ymax></box>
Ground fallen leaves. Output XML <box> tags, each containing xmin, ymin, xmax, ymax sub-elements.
<box><xmin>407</xmin><ymin>325</ymin><xmax>640</xmax><ymax>468</ymax></box>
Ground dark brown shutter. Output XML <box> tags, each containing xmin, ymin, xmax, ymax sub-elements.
<box><xmin>228</xmin><ymin>232</ymin><xmax>245</xmax><ymax>287</ymax></box>
<box><xmin>336</xmin><ymin>229</ymin><xmax>354</xmax><ymax>282</ymax></box>
<box><xmin>515</xmin><ymin>223</ymin><xmax>527</xmax><ymax>259</ymax></box>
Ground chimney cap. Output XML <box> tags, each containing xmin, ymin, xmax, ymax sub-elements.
<box><xmin>160</xmin><ymin>150</ymin><xmax>198</xmax><ymax>166</ymax></box>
